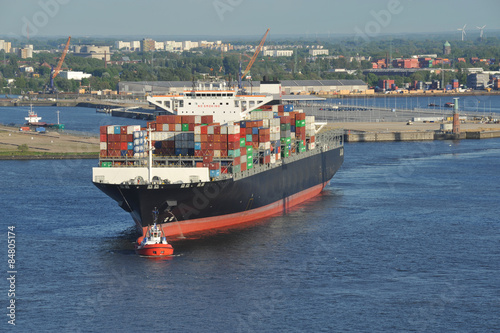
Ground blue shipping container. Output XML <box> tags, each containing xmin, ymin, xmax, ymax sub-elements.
<box><xmin>174</xmin><ymin>148</ymin><xmax>183</xmax><ymax>156</ymax></box>
<box><xmin>121</xmin><ymin>150</ymin><xmax>127</xmax><ymax>157</ymax></box>
<box><xmin>114</xmin><ymin>126</ymin><xmax>121</xmax><ymax>134</ymax></box>
<box><xmin>128</xmin><ymin>142</ymin><xmax>134</xmax><ymax>150</ymax></box>
<box><xmin>252</xmin><ymin>127</ymin><xmax>259</xmax><ymax>135</ymax></box>
<box><xmin>194</xmin><ymin>142</ymin><xmax>201</xmax><ymax>150</ymax></box>
<box><xmin>210</xmin><ymin>170</ymin><xmax>220</xmax><ymax>178</ymax></box>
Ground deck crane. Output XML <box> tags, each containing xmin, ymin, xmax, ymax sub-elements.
<box><xmin>47</xmin><ymin>36</ymin><xmax>71</xmax><ymax>93</ymax></box>
<box><xmin>238</xmin><ymin>28</ymin><xmax>270</xmax><ymax>89</ymax></box>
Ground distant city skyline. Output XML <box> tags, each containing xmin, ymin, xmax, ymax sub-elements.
<box><xmin>0</xmin><ymin>0</ymin><xmax>499</xmax><ymax>40</ymax></box>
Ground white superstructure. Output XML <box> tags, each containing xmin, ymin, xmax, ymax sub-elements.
<box><xmin>147</xmin><ymin>81</ymin><xmax>273</xmax><ymax>124</ymax></box>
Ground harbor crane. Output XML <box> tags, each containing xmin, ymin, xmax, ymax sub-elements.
<box><xmin>238</xmin><ymin>28</ymin><xmax>270</xmax><ymax>89</ymax></box>
<box><xmin>45</xmin><ymin>36</ymin><xmax>71</xmax><ymax>93</ymax></box>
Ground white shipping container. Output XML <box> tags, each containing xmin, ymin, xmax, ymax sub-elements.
<box><xmin>100</xmin><ymin>142</ymin><xmax>107</xmax><ymax>150</ymax></box>
<box><xmin>195</xmin><ymin>115</ymin><xmax>201</xmax><ymax>124</ymax></box>
<box><xmin>194</xmin><ymin>134</ymin><xmax>201</xmax><ymax>142</ymax></box>
<box><xmin>194</xmin><ymin>126</ymin><xmax>202</xmax><ymax>135</ymax></box>
<box><xmin>221</xmin><ymin>125</ymin><xmax>228</xmax><ymax>134</ymax></box>
<box><xmin>127</xmin><ymin>125</ymin><xmax>141</xmax><ymax>134</ymax></box>
<box><xmin>213</xmin><ymin>150</ymin><xmax>220</xmax><ymax>158</ymax></box>
<box><xmin>270</xmin><ymin>155</ymin><xmax>276</xmax><ymax>164</ymax></box>
<box><xmin>208</xmin><ymin>126</ymin><xmax>214</xmax><ymax>135</ymax></box>
<box><xmin>308</xmin><ymin>142</ymin><xmax>316</xmax><ymax>150</ymax></box>
<box><xmin>162</xmin><ymin>124</ymin><xmax>169</xmax><ymax>132</ymax></box>
<box><xmin>107</xmin><ymin>126</ymin><xmax>115</xmax><ymax>135</ymax></box>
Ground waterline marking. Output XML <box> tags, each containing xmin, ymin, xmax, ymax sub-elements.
<box><xmin>6</xmin><ymin>225</ymin><xmax>16</xmax><ymax>326</ymax></box>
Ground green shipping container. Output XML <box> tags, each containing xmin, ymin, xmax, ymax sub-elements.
<box><xmin>247</xmin><ymin>162</ymin><xmax>253</xmax><ymax>169</ymax></box>
<box><xmin>299</xmin><ymin>146</ymin><xmax>306</xmax><ymax>153</ymax></box>
<box><xmin>231</xmin><ymin>165</ymin><xmax>241</xmax><ymax>173</ymax></box>
<box><xmin>101</xmin><ymin>161</ymin><xmax>112</xmax><ymax>167</ymax></box>
<box><xmin>281</xmin><ymin>150</ymin><xmax>289</xmax><ymax>158</ymax></box>
<box><xmin>299</xmin><ymin>140</ymin><xmax>305</xmax><ymax>148</ymax></box>
<box><xmin>247</xmin><ymin>155</ymin><xmax>253</xmax><ymax>162</ymax></box>
<box><xmin>280</xmin><ymin>137</ymin><xmax>292</xmax><ymax>144</ymax></box>
<box><xmin>246</xmin><ymin>146</ymin><xmax>253</xmax><ymax>155</ymax></box>
<box><xmin>228</xmin><ymin>149</ymin><xmax>241</xmax><ymax>157</ymax></box>
<box><xmin>280</xmin><ymin>123</ymin><xmax>291</xmax><ymax>131</ymax></box>
<box><xmin>240</xmin><ymin>137</ymin><xmax>246</xmax><ymax>147</ymax></box>
<box><xmin>182</xmin><ymin>124</ymin><xmax>189</xmax><ymax>131</ymax></box>
<box><xmin>295</xmin><ymin>120</ymin><xmax>306</xmax><ymax>127</ymax></box>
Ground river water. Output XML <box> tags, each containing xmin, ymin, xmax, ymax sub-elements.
<box><xmin>1</xmin><ymin>104</ymin><xmax>499</xmax><ymax>332</ymax></box>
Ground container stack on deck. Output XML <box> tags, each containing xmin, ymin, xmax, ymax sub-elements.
<box><xmin>99</xmin><ymin>104</ymin><xmax>317</xmax><ymax>176</ymax></box>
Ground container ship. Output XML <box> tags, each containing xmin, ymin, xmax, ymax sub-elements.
<box><xmin>92</xmin><ymin>79</ymin><xmax>344</xmax><ymax>240</ymax></box>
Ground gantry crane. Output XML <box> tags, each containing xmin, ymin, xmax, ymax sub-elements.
<box><xmin>238</xmin><ymin>28</ymin><xmax>270</xmax><ymax>89</ymax></box>
<box><xmin>46</xmin><ymin>36</ymin><xmax>71</xmax><ymax>93</ymax></box>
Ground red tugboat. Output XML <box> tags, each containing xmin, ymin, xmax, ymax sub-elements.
<box><xmin>135</xmin><ymin>208</ymin><xmax>174</xmax><ymax>256</ymax></box>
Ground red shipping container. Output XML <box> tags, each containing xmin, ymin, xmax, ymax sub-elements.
<box><xmin>240</xmin><ymin>147</ymin><xmax>247</xmax><ymax>155</ymax></box>
<box><xmin>100</xmin><ymin>134</ymin><xmax>107</xmax><ymax>142</ymax></box>
<box><xmin>168</xmin><ymin>124</ymin><xmax>175</xmax><ymax>131</ymax></box>
<box><xmin>213</xmin><ymin>126</ymin><xmax>221</xmax><ymax>135</ymax></box>
<box><xmin>227</xmin><ymin>134</ymin><xmax>239</xmax><ymax>142</ymax></box>
<box><xmin>252</xmin><ymin>134</ymin><xmax>259</xmax><ymax>142</ymax></box>
<box><xmin>241</xmin><ymin>162</ymin><xmax>247</xmax><ymax>172</ymax></box>
<box><xmin>207</xmin><ymin>134</ymin><xmax>214</xmax><ymax>142</ymax></box>
<box><xmin>214</xmin><ymin>142</ymin><xmax>221</xmax><ymax>150</ymax></box>
<box><xmin>246</xmin><ymin>128</ymin><xmax>252</xmax><ymax>135</ymax></box>
<box><xmin>201</xmin><ymin>142</ymin><xmax>208</xmax><ymax>150</ymax></box>
<box><xmin>100</xmin><ymin>150</ymin><xmax>107</xmax><ymax>157</ymax></box>
<box><xmin>232</xmin><ymin>157</ymin><xmax>240</xmax><ymax>165</ymax></box>
<box><xmin>196</xmin><ymin>162</ymin><xmax>203</xmax><ymax>168</ymax></box>
<box><xmin>194</xmin><ymin>150</ymin><xmax>204</xmax><ymax>157</ymax></box>
<box><xmin>201</xmin><ymin>115</ymin><xmax>213</xmax><ymax>124</ymax></box>
<box><xmin>201</xmin><ymin>134</ymin><xmax>208</xmax><ymax>142</ymax></box>
<box><xmin>221</xmin><ymin>141</ymin><xmax>228</xmax><ymax>150</ymax></box>
<box><xmin>120</xmin><ymin>142</ymin><xmax>128</xmax><ymax>150</ymax></box>
<box><xmin>209</xmin><ymin>162</ymin><xmax>220</xmax><ymax>170</ymax></box>
<box><xmin>280</xmin><ymin>116</ymin><xmax>290</xmax><ymax>124</ymax></box>
<box><xmin>221</xmin><ymin>167</ymin><xmax>228</xmax><ymax>174</ymax></box>
<box><xmin>121</xmin><ymin>134</ymin><xmax>127</xmax><ymax>142</ymax></box>
<box><xmin>127</xmin><ymin>150</ymin><xmax>134</xmax><ymax>157</ymax></box>
<box><xmin>220</xmin><ymin>149</ymin><xmax>228</xmax><ymax>157</ymax></box>
<box><xmin>259</xmin><ymin>135</ymin><xmax>270</xmax><ymax>142</ymax></box>
<box><xmin>207</xmin><ymin>142</ymin><xmax>214</xmax><ymax>150</ymax></box>
<box><xmin>182</xmin><ymin>115</ymin><xmax>195</xmax><ymax>124</ymax></box>
<box><xmin>100</xmin><ymin>126</ymin><xmax>107</xmax><ymax>134</ymax></box>
<box><xmin>174</xmin><ymin>115</ymin><xmax>182</xmax><ymax>124</ymax></box>
<box><xmin>188</xmin><ymin>123</ymin><xmax>194</xmax><ymax>131</ymax></box>
<box><xmin>107</xmin><ymin>150</ymin><xmax>120</xmax><ymax>157</ymax></box>
<box><xmin>120</xmin><ymin>126</ymin><xmax>127</xmax><ymax>134</ymax></box>
<box><xmin>127</xmin><ymin>134</ymin><xmax>133</xmax><ymax>142</ymax></box>
<box><xmin>251</xmin><ymin>142</ymin><xmax>259</xmax><ymax>149</ymax></box>
<box><xmin>228</xmin><ymin>141</ymin><xmax>238</xmax><ymax>150</ymax></box>
<box><xmin>296</xmin><ymin>113</ymin><xmax>306</xmax><ymax>120</ymax></box>
<box><xmin>201</xmin><ymin>126</ymin><xmax>208</xmax><ymax>134</ymax></box>
<box><xmin>203</xmin><ymin>156</ymin><xmax>213</xmax><ymax>163</ymax></box>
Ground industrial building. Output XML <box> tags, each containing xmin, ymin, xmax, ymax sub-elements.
<box><xmin>263</xmin><ymin>50</ymin><xmax>294</xmax><ymax>57</ymax></box>
<box><xmin>118</xmin><ymin>79</ymin><xmax>368</xmax><ymax>96</ymax></box>
<box><xmin>59</xmin><ymin>71</ymin><xmax>92</xmax><ymax>80</ymax></box>
<box><xmin>73</xmin><ymin>45</ymin><xmax>110</xmax><ymax>61</ymax></box>
<box><xmin>467</xmin><ymin>73</ymin><xmax>490</xmax><ymax>90</ymax></box>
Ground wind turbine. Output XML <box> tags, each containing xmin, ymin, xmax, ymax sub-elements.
<box><xmin>476</xmin><ymin>25</ymin><xmax>486</xmax><ymax>40</ymax></box>
<box><xmin>458</xmin><ymin>24</ymin><xmax>467</xmax><ymax>41</ymax></box>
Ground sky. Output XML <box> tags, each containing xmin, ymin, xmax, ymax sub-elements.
<box><xmin>0</xmin><ymin>0</ymin><xmax>499</xmax><ymax>40</ymax></box>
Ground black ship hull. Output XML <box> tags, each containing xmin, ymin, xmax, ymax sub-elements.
<box><xmin>93</xmin><ymin>145</ymin><xmax>343</xmax><ymax>239</ymax></box>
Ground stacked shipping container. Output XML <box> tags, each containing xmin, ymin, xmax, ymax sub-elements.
<box><xmin>99</xmin><ymin>106</ymin><xmax>317</xmax><ymax>177</ymax></box>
